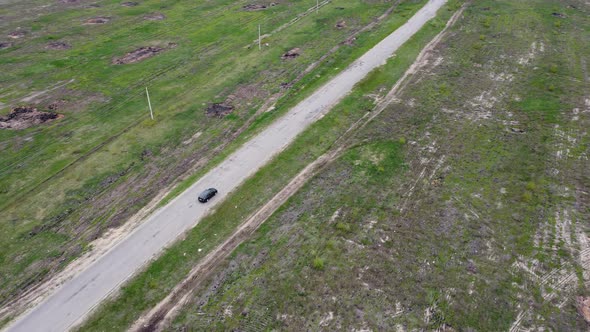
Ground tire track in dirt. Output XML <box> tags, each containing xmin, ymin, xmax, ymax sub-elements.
<box><xmin>130</xmin><ymin>5</ymin><xmax>468</xmax><ymax>330</ymax></box>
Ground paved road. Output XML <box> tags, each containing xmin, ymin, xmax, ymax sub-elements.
<box><xmin>6</xmin><ymin>1</ymin><xmax>446</xmax><ymax>330</ymax></box>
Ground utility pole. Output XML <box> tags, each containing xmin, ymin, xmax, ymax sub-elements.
<box><xmin>258</xmin><ymin>24</ymin><xmax>261</xmax><ymax>50</ymax></box>
<box><xmin>145</xmin><ymin>87</ymin><xmax>154</xmax><ymax>120</ymax></box>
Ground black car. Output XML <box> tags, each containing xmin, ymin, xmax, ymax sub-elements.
<box><xmin>198</xmin><ymin>188</ymin><xmax>218</xmax><ymax>203</ymax></box>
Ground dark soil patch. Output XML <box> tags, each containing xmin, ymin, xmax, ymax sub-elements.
<box><xmin>280</xmin><ymin>82</ymin><xmax>293</xmax><ymax>89</ymax></box>
<box><xmin>143</xmin><ymin>12</ymin><xmax>166</xmax><ymax>21</ymax></box>
<box><xmin>343</xmin><ymin>36</ymin><xmax>356</xmax><ymax>46</ymax></box>
<box><xmin>335</xmin><ymin>20</ymin><xmax>346</xmax><ymax>29</ymax></box>
<box><xmin>243</xmin><ymin>3</ymin><xmax>277</xmax><ymax>11</ymax></box>
<box><xmin>84</xmin><ymin>16</ymin><xmax>110</xmax><ymax>24</ymax></box>
<box><xmin>0</xmin><ymin>106</ymin><xmax>62</xmax><ymax>130</ymax></box>
<box><xmin>48</xmin><ymin>99</ymin><xmax>67</xmax><ymax>110</ymax></box>
<box><xmin>0</xmin><ymin>42</ymin><xmax>13</xmax><ymax>49</ymax></box>
<box><xmin>8</xmin><ymin>31</ymin><xmax>26</xmax><ymax>39</ymax></box>
<box><xmin>121</xmin><ymin>1</ymin><xmax>139</xmax><ymax>6</ymax></box>
<box><xmin>551</xmin><ymin>12</ymin><xmax>566</xmax><ymax>18</ymax></box>
<box><xmin>112</xmin><ymin>46</ymin><xmax>164</xmax><ymax>64</ymax></box>
<box><xmin>45</xmin><ymin>41</ymin><xmax>71</xmax><ymax>50</ymax></box>
<box><xmin>281</xmin><ymin>47</ymin><xmax>300</xmax><ymax>60</ymax></box>
<box><xmin>206</xmin><ymin>103</ymin><xmax>233</xmax><ymax>117</ymax></box>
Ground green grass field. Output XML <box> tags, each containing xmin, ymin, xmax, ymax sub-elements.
<box><xmin>78</xmin><ymin>0</ymin><xmax>465</xmax><ymax>330</ymax></box>
<box><xmin>0</xmin><ymin>0</ymin><xmax>432</xmax><ymax>323</ymax></box>
<box><xmin>113</xmin><ymin>0</ymin><xmax>587</xmax><ymax>330</ymax></box>
<box><xmin>3</xmin><ymin>0</ymin><xmax>588</xmax><ymax>329</ymax></box>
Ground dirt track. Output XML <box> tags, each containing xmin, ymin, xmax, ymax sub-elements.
<box><xmin>6</xmin><ymin>1</ymin><xmax>448</xmax><ymax>331</ymax></box>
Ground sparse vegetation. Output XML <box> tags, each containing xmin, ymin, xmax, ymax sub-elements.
<box><xmin>0</xmin><ymin>0</ymin><xmax>431</xmax><ymax>316</ymax></box>
<box><xmin>159</xmin><ymin>0</ymin><xmax>588</xmax><ymax>330</ymax></box>
<box><xmin>3</xmin><ymin>0</ymin><xmax>589</xmax><ymax>330</ymax></box>
<box><xmin>78</xmin><ymin>2</ymin><xmax>462</xmax><ymax>330</ymax></box>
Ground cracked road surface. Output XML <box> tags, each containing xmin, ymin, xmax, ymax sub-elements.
<box><xmin>6</xmin><ymin>1</ymin><xmax>446</xmax><ymax>330</ymax></box>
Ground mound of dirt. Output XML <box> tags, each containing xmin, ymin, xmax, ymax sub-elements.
<box><xmin>0</xmin><ymin>106</ymin><xmax>62</xmax><ymax>130</ymax></box>
<box><xmin>206</xmin><ymin>103</ymin><xmax>233</xmax><ymax>117</ymax></box>
<box><xmin>0</xmin><ymin>42</ymin><xmax>13</xmax><ymax>49</ymax></box>
<box><xmin>243</xmin><ymin>3</ymin><xmax>276</xmax><ymax>11</ymax></box>
<box><xmin>121</xmin><ymin>1</ymin><xmax>138</xmax><ymax>6</ymax></box>
<box><xmin>84</xmin><ymin>17</ymin><xmax>110</xmax><ymax>24</ymax></box>
<box><xmin>46</xmin><ymin>41</ymin><xmax>71</xmax><ymax>50</ymax></box>
<box><xmin>281</xmin><ymin>47</ymin><xmax>300</xmax><ymax>60</ymax></box>
<box><xmin>8</xmin><ymin>31</ymin><xmax>25</xmax><ymax>39</ymax></box>
<box><xmin>144</xmin><ymin>12</ymin><xmax>165</xmax><ymax>21</ymax></box>
<box><xmin>335</xmin><ymin>20</ymin><xmax>346</xmax><ymax>29</ymax></box>
<box><xmin>112</xmin><ymin>46</ymin><xmax>164</xmax><ymax>64</ymax></box>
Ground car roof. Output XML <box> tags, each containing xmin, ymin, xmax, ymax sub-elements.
<box><xmin>199</xmin><ymin>188</ymin><xmax>216</xmax><ymax>197</ymax></box>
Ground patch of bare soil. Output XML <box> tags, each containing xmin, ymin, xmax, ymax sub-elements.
<box><xmin>144</xmin><ymin>12</ymin><xmax>165</xmax><ymax>21</ymax></box>
<box><xmin>47</xmin><ymin>99</ymin><xmax>67</xmax><ymax>110</ymax></box>
<box><xmin>0</xmin><ymin>106</ymin><xmax>62</xmax><ymax>130</ymax></box>
<box><xmin>336</xmin><ymin>20</ymin><xmax>346</xmax><ymax>29</ymax></box>
<box><xmin>112</xmin><ymin>46</ymin><xmax>164</xmax><ymax>64</ymax></box>
<box><xmin>0</xmin><ymin>42</ymin><xmax>13</xmax><ymax>49</ymax></box>
<box><xmin>84</xmin><ymin>16</ymin><xmax>110</xmax><ymax>24</ymax></box>
<box><xmin>45</xmin><ymin>41</ymin><xmax>71</xmax><ymax>50</ymax></box>
<box><xmin>243</xmin><ymin>3</ymin><xmax>277</xmax><ymax>11</ymax></box>
<box><xmin>577</xmin><ymin>296</ymin><xmax>590</xmax><ymax>323</ymax></box>
<box><xmin>281</xmin><ymin>47</ymin><xmax>300</xmax><ymax>60</ymax></box>
<box><xmin>206</xmin><ymin>103</ymin><xmax>233</xmax><ymax>117</ymax></box>
<box><xmin>343</xmin><ymin>36</ymin><xmax>356</xmax><ymax>46</ymax></box>
<box><xmin>8</xmin><ymin>31</ymin><xmax>25</xmax><ymax>39</ymax></box>
<box><xmin>122</xmin><ymin>1</ymin><xmax>139</xmax><ymax>6</ymax></box>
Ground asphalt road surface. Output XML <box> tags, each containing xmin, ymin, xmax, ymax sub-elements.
<box><xmin>6</xmin><ymin>1</ymin><xmax>446</xmax><ymax>330</ymax></box>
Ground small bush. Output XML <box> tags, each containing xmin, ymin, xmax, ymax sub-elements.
<box><xmin>312</xmin><ymin>257</ymin><xmax>325</xmax><ymax>270</ymax></box>
<box><xmin>335</xmin><ymin>222</ymin><xmax>351</xmax><ymax>233</ymax></box>
<box><xmin>549</xmin><ymin>64</ymin><xmax>558</xmax><ymax>73</ymax></box>
<box><xmin>326</xmin><ymin>239</ymin><xmax>338</xmax><ymax>250</ymax></box>
<box><xmin>522</xmin><ymin>191</ymin><xmax>533</xmax><ymax>203</ymax></box>
<box><xmin>525</xmin><ymin>181</ymin><xmax>537</xmax><ymax>191</ymax></box>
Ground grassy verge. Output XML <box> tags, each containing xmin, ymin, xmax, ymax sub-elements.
<box><xmin>78</xmin><ymin>1</ymin><xmax>464</xmax><ymax>330</ymax></box>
